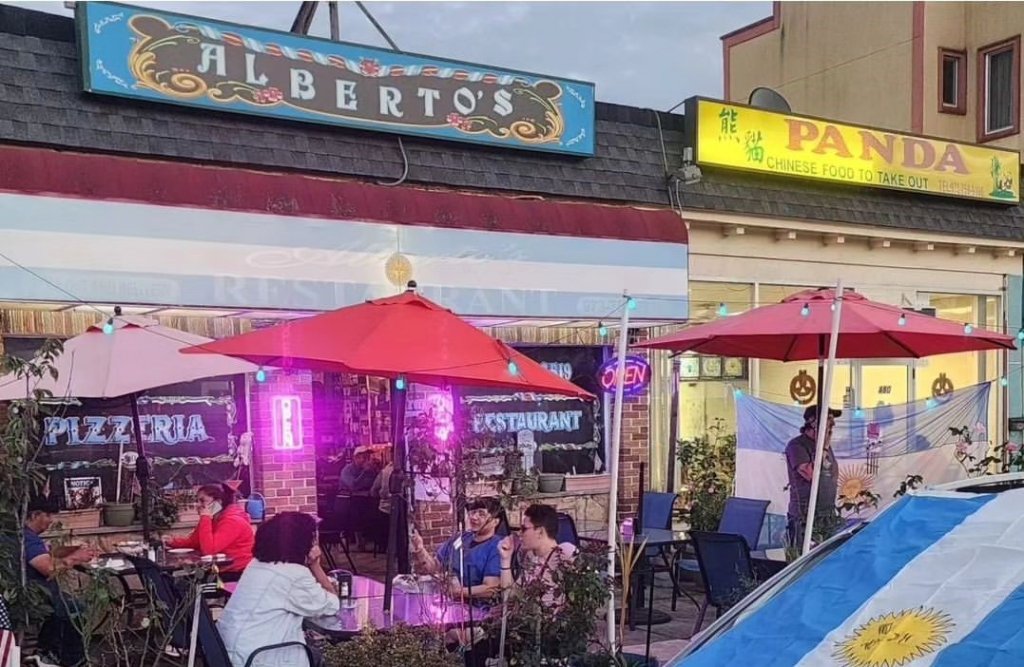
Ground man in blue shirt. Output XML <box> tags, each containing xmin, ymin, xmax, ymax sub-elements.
<box><xmin>411</xmin><ymin>496</ymin><xmax>503</xmax><ymax>602</ymax></box>
<box><xmin>22</xmin><ymin>500</ymin><xmax>94</xmax><ymax>667</ymax></box>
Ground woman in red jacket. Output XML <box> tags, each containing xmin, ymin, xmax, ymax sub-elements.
<box><xmin>165</xmin><ymin>483</ymin><xmax>255</xmax><ymax>581</ymax></box>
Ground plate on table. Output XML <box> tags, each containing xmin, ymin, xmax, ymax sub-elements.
<box><xmin>167</xmin><ymin>548</ymin><xmax>194</xmax><ymax>555</ymax></box>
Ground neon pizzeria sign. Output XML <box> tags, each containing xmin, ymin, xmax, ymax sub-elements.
<box><xmin>77</xmin><ymin>2</ymin><xmax>596</xmax><ymax>156</ymax></box>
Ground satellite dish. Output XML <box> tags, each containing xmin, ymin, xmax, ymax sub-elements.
<box><xmin>749</xmin><ymin>87</ymin><xmax>791</xmax><ymax>113</ymax></box>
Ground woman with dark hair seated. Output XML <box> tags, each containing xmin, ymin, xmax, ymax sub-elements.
<box><xmin>164</xmin><ymin>482</ymin><xmax>254</xmax><ymax>580</ymax></box>
<box><xmin>217</xmin><ymin>512</ymin><xmax>340</xmax><ymax>667</ymax></box>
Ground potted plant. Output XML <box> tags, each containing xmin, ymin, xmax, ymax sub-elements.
<box><xmin>136</xmin><ymin>481</ymin><xmax>181</xmax><ymax>532</ymax></box>
<box><xmin>537</xmin><ymin>472</ymin><xmax>565</xmax><ymax>494</ymax></box>
<box><xmin>103</xmin><ymin>464</ymin><xmax>138</xmax><ymax>527</ymax></box>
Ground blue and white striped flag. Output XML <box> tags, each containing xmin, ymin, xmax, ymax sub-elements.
<box><xmin>679</xmin><ymin>488</ymin><xmax>1024</xmax><ymax>666</ymax></box>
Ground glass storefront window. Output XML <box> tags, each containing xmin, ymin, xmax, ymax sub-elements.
<box><xmin>677</xmin><ymin>282</ymin><xmax>753</xmax><ymax>444</ymax></box>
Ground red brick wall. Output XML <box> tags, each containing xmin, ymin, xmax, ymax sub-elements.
<box><xmin>616</xmin><ymin>330</ymin><xmax>651</xmax><ymax>521</ymax></box>
<box><xmin>250</xmin><ymin>370</ymin><xmax>318</xmax><ymax>515</ymax></box>
<box><xmin>411</xmin><ymin>499</ymin><xmax>456</xmax><ymax>551</ymax></box>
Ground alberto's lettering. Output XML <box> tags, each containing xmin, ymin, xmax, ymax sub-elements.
<box><xmin>43</xmin><ymin>414</ymin><xmax>212</xmax><ymax>446</ymax></box>
<box><xmin>116</xmin><ymin>14</ymin><xmax>579</xmax><ymax>152</ymax></box>
<box><xmin>471</xmin><ymin>410</ymin><xmax>583</xmax><ymax>435</ymax></box>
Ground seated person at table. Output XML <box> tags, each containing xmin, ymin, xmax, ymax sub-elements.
<box><xmin>498</xmin><ymin>504</ymin><xmax>576</xmax><ymax>606</ymax></box>
<box><xmin>218</xmin><ymin>512</ymin><xmax>340</xmax><ymax>667</ymax></box>
<box><xmin>338</xmin><ymin>447</ymin><xmax>379</xmax><ymax>496</ymax></box>
<box><xmin>411</xmin><ymin>496</ymin><xmax>503</xmax><ymax>603</ymax></box>
<box><xmin>164</xmin><ymin>482</ymin><xmax>254</xmax><ymax>580</ymax></box>
<box><xmin>22</xmin><ymin>499</ymin><xmax>96</xmax><ymax>667</ymax></box>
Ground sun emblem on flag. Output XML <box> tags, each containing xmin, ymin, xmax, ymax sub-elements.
<box><xmin>834</xmin><ymin>607</ymin><xmax>954</xmax><ymax>667</ymax></box>
<box><xmin>836</xmin><ymin>465</ymin><xmax>875</xmax><ymax>503</ymax></box>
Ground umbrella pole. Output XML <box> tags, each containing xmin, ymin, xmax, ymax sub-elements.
<box><xmin>383</xmin><ymin>379</ymin><xmax>408</xmax><ymax>613</ymax></box>
<box><xmin>606</xmin><ymin>292</ymin><xmax>632</xmax><ymax>652</ymax></box>
<box><xmin>802</xmin><ymin>281</ymin><xmax>844</xmax><ymax>555</ymax></box>
<box><xmin>130</xmin><ymin>393</ymin><xmax>152</xmax><ymax>543</ymax></box>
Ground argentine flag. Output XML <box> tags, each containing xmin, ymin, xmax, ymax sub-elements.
<box><xmin>678</xmin><ymin>488</ymin><xmax>1024</xmax><ymax>666</ymax></box>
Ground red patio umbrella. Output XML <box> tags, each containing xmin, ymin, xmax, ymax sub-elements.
<box><xmin>636</xmin><ymin>286</ymin><xmax>1016</xmax><ymax>554</ymax></box>
<box><xmin>182</xmin><ymin>287</ymin><xmax>591</xmax><ymax>398</ymax></box>
<box><xmin>638</xmin><ymin>288</ymin><xmax>1016</xmax><ymax>360</ymax></box>
<box><xmin>183</xmin><ymin>283</ymin><xmax>594</xmax><ymax>610</ymax></box>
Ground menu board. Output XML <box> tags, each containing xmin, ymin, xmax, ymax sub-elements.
<box><xmin>455</xmin><ymin>346</ymin><xmax>605</xmax><ymax>474</ymax></box>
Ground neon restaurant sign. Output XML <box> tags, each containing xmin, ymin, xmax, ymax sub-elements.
<box><xmin>77</xmin><ymin>2</ymin><xmax>596</xmax><ymax>156</ymax></box>
<box><xmin>686</xmin><ymin>97</ymin><xmax>1020</xmax><ymax>203</ymax></box>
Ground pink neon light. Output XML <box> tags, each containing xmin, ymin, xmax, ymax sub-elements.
<box><xmin>271</xmin><ymin>395</ymin><xmax>303</xmax><ymax>450</ymax></box>
<box><xmin>426</xmin><ymin>390</ymin><xmax>454</xmax><ymax>443</ymax></box>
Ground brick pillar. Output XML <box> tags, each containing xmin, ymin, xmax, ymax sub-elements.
<box><xmin>613</xmin><ymin>330</ymin><xmax>651</xmax><ymax>521</ymax></box>
<box><xmin>249</xmin><ymin>370</ymin><xmax>318</xmax><ymax>515</ymax></box>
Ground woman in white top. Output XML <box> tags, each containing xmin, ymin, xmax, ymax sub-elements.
<box><xmin>218</xmin><ymin>512</ymin><xmax>340</xmax><ymax>667</ymax></box>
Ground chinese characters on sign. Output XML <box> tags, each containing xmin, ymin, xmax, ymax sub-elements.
<box><xmin>690</xmin><ymin>98</ymin><xmax>1020</xmax><ymax>203</ymax></box>
<box><xmin>78</xmin><ymin>2</ymin><xmax>596</xmax><ymax>155</ymax></box>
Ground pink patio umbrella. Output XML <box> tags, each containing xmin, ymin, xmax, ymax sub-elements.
<box><xmin>0</xmin><ymin>309</ymin><xmax>258</xmax><ymax>540</ymax></box>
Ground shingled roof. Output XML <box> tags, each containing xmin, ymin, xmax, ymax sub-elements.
<box><xmin>675</xmin><ymin>168</ymin><xmax>1024</xmax><ymax>242</ymax></box>
<box><xmin>2</xmin><ymin>3</ymin><xmax>1024</xmax><ymax>242</ymax></box>
<box><xmin>0</xmin><ymin>4</ymin><xmax>683</xmax><ymax>208</ymax></box>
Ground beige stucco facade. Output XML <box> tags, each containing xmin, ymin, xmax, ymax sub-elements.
<box><xmin>726</xmin><ymin>2</ymin><xmax>1024</xmax><ymax>158</ymax></box>
<box><xmin>650</xmin><ymin>209</ymin><xmax>1022</xmax><ymax>490</ymax></box>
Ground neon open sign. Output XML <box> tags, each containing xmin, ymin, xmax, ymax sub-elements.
<box><xmin>598</xmin><ymin>356</ymin><xmax>651</xmax><ymax>396</ymax></box>
<box><xmin>271</xmin><ymin>395</ymin><xmax>303</xmax><ymax>450</ymax></box>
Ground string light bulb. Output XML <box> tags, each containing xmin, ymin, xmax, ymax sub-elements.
<box><xmin>508</xmin><ymin>360</ymin><xmax>520</xmax><ymax>376</ymax></box>
<box><xmin>102</xmin><ymin>318</ymin><xmax>115</xmax><ymax>335</ymax></box>
<box><xmin>395</xmin><ymin>375</ymin><xmax>407</xmax><ymax>391</ymax></box>
<box><xmin>800</xmin><ymin>304</ymin><xmax>810</xmax><ymax>317</ymax></box>
<box><xmin>1017</xmin><ymin>329</ymin><xmax>1024</xmax><ymax>342</ymax></box>
<box><xmin>255</xmin><ymin>368</ymin><xmax>267</xmax><ymax>383</ymax></box>
<box><xmin>626</xmin><ymin>297</ymin><xmax>637</xmax><ymax>311</ymax></box>
<box><xmin>964</xmin><ymin>323</ymin><xmax>974</xmax><ymax>335</ymax></box>
<box><xmin>898</xmin><ymin>314</ymin><xmax>907</xmax><ymax>327</ymax></box>
<box><xmin>926</xmin><ymin>397</ymin><xmax>937</xmax><ymax>409</ymax></box>
<box><xmin>854</xmin><ymin>408</ymin><xmax>865</xmax><ymax>419</ymax></box>
<box><xmin>717</xmin><ymin>303</ymin><xmax>728</xmax><ymax>317</ymax></box>
<box><xmin>1001</xmin><ymin>377</ymin><xmax>1009</xmax><ymax>387</ymax></box>
<box><xmin>598</xmin><ymin>322</ymin><xmax>608</xmax><ymax>337</ymax></box>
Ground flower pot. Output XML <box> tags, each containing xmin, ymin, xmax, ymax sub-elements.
<box><xmin>103</xmin><ymin>503</ymin><xmax>136</xmax><ymax>527</ymax></box>
<box><xmin>538</xmin><ymin>473</ymin><xmax>565</xmax><ymax>494</ymax></box>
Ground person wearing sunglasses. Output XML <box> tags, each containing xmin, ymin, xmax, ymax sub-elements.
<box><xmin>411</xmin><ymin>496</ymin><xmax>504</xmax><ymax>602</ymax></box>
<box><xmin>498</xmin><ymin>504</ymin><xmax>576</xmax><ymax>606</ymax></box>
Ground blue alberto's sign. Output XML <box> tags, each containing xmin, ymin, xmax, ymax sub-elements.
<box><xmin>76</xmin><ymin>2</ymin><xmax>596</xmax><ymax>156</ymax></box>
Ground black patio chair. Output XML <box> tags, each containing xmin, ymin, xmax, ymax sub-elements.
<box><xmin>556</xmin><ymin>512</ymin><xmax>579</xmax><ymax>547</ymax></box>
<box><xmin>688</xmin><ymin>530</ymin><xmax>757</xmax><ymax>635</ymax></box>
<box><xmin>126</xmin><ymin>555</ymin><xmax>191</xmax><ymax>653</ymax></box>
<box><xmin>321</xmin><ymin>495</ymin><xmax>358</xmax><ymax>573</ymax></box>
<box><xmin>195</xmin><ymin>594</ymin><xmax>315</xmax><ymax>667</ymax></box>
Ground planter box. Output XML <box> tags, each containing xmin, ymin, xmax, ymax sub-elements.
<box><xmin>564</xmin><ymin>474</ymin><xmax>611</xmax><ymax>493</ymax></box>
<box><xmin>58</xmin><ymin>508</ymin><xmax>102</xmax><ymax>530</ymax></box>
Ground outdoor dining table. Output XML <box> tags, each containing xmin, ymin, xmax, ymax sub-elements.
<box><xmin>305</xmin><ymin>575</ymin><xmax>488</xmax><ymax>642</ymax></box>
<box><xmin>579</xmin><ymin>527</ymin><xmax>690</xmax><ymax>629</ymax></box>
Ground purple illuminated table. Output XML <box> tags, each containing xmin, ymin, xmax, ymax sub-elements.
<box><xmin>305</xmin><ymin>576</ymin><xmax>488</xmax><ymax>641</ymax></box>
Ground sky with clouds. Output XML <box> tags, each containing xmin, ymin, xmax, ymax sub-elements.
<box><xmin>11</xmin><ymin>0</ymin><xmax>770</xmax><ymax>110</ymax></box>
